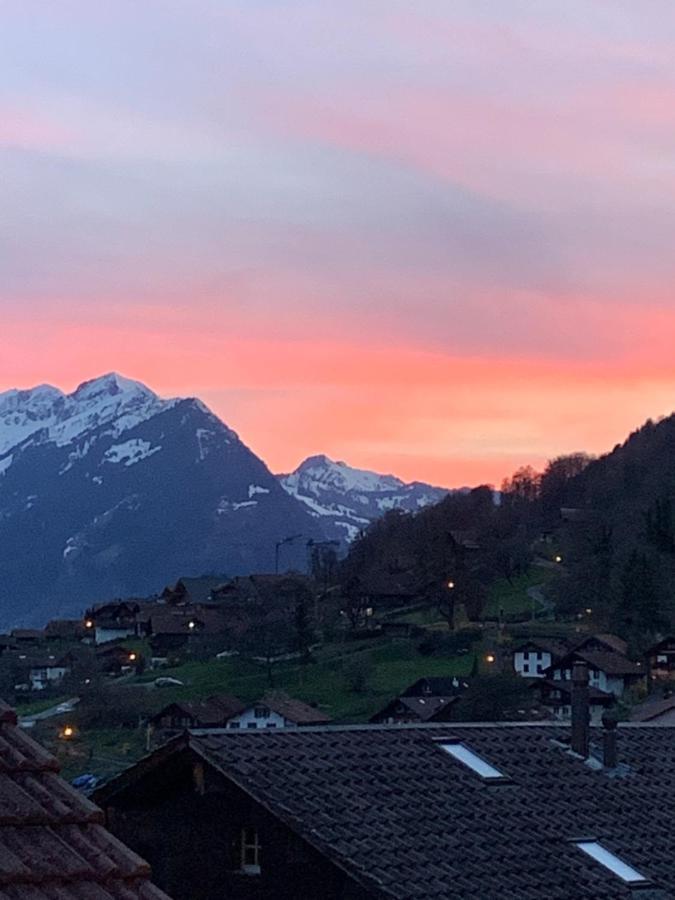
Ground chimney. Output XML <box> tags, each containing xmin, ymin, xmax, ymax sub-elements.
<box><xmin>602</xmin><ymin>712</ymin><xmax>618</xmax><ymax>769</ymax></box>
<box><xmin>571</xmin><ymin>661</ymin><xmax>590</xmax><ymax>758</ymax></box>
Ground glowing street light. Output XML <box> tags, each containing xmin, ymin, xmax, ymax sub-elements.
<box><xmin>554</xmin><ymin>555</ymin><xmax>563</xmax><ymax>564</ymax></box>
<box><xmin>485</xmin><ymin>653</ymin><xmax>496</xmax><ymax>664</ymax></box>
<box><xmin>129</xmin><ymin>652</ymin><xmax>137</xmax><ymax>662</ymax></box>
<box><xmin>447</xmin><ymin>580</ymin><xmax>455</xmax><ymax>590</ymax></box>
<box><xmin>61</xmin><ymin>725</ymin><xmax>75</xmax><ymax>740</ymax></box>
<box><xmin>188</xmin><ymin>620</ymin><xmax>196</xmax><ymax>630</ymax></box>
<box><xmin>585</xmin><ymin>608</ymin><xmax>592</xmax><ymax>615</ymax></box>
<box><xmin>84</xmin><ymin>619</ymin><xmax>94</xmax><ymax>629</ymax></box>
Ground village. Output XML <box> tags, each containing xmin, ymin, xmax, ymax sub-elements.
<box><xmin>5</xmin><ymin>557</ymin><xmax>675</xmax><ymax>898</ymax></box>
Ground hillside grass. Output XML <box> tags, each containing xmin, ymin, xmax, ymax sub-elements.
<box><xmin>484</xmin><ymin>567</ymin><xmax>557</xmax><ymax>618</ymax></box>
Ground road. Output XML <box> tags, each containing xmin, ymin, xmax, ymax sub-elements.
<box><xmin>19</xmin><ymin>697</ymin><xmax>80</xmax><ymax>726</ymax></box>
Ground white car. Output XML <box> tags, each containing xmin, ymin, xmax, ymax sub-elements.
<box><xmin>154</xmin><ymin>676</ymin><xmax>184</xmax><ymax>687</ymax></box>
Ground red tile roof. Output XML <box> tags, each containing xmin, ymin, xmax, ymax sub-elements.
<box><xmin>0</xmin><ymin>701</ymin><xmax>171</xmax><ymax>899</ymax></box>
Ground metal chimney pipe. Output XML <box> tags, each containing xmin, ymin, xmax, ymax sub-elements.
<box><xmin>601</xmin><ymin>712</ymin><xmax>618</xmax><ymax>769</ymax></box>
<box><xmin>571</xmin><ymin>661</ymin><xmax>590</xmax><ymax>758</ymax></box>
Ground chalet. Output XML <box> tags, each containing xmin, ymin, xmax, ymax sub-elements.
<box><xmin>96</xmin><ymin>643</ymin><xmax>142</xmax><ymax>674</ymax></box>
<box><xmin>369</xmin><ymin>694</ymin><xmax>457</xmax><ymax>724</ymax></box>
<box><xmin>45</xmin><ymin>618</ymin><xmax>87</xmax><ymax>642</ymax></box>
<box><xmin>402</xmin><ymin>676</ymin><xmax>472</xmax><ymax>697</ymax></box>
<box><xmin>573</xmin><ymin>633</ymin><xmax>628</xmax><ymax>656</ymax></box>
<box><xmin>224</xmin><ymin>695</ymin><xmax>332</xmax><ymax>729</ymax></box>
<box><xmin>0</xmin><ymin>700</ymin><xmax>170</xmax><ymax>898</ymax></box>
<box><xmin>210</xmin><ymin>573</ymin><xmax>314</xmax><ymax>606</ymax></box>
<box><xmin>536</xmin><ymin>679</ymin><xmax>614</xmax><ymax>722</ymax></box>
<box><xmin>96</xmin><ymin>704</ymin><xmax>675</xmax><ymax>899</ymax></box>
<box><xmin>148</xmin><ymin>608</ymin><xmax>227</xmax><ymax>657</ymax></box>
<box><xmin>10</xmin><ymin>628</ymin><xmax>44</xmax><ymax>645</ymax></box>
<box><xmin>150</xmin><ymin>694</ymin><xmax>245</xmax><ymax>731</ymax></box>
<box><xmin>85</xmin><ymin>600</ymin><xmax>143</xmax><ymax>644</ymax></box>
<box><xmin>512</xmin><ymin>638</ymin><xmax>569</xmax><ymax>678</ymax></box>
<box><xmin>15</xmin><ymin>651</ymin><xmax>74</xmax><ymax>691</ymax></box>
<box><xmin>646</xmin><ymin>636</ymin><xmax>675</xmax><ymax>681</ymax></box>
<box><xmin>543</xmin><ymin>649</ymin><xmax>644</xmax><ymax>698</ymax></box>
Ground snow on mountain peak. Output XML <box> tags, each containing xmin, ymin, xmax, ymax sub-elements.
<box><xmin>278</xmin><ymin>454</ymin><xmax>449</xmax><ymax>543</ymax></box>
<box><xmin>0</xmin><ymin>373</ymin><xmax>175</xmax><ymax>457</ymax></box>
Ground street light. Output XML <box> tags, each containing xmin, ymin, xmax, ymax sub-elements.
<box><xmin>275</xmin><ymin>534</ymin><xmax>302</xmax><ymax>574</ymax></box>
<box><xmin>447</xmin><ymin>580</ymin><xmax>455</xmax><ymax>590</ymax></box>
<box><xmin>485</xmin><ymin>653</ymin><xmax>496</xmax><ymax>664</ymax></box>
<box><xmin>554</xmin><ymin>555</ymin><xmax>563</xmax><ymax>564</ymax></box>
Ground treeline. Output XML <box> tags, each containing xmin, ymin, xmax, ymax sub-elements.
<box><xmin>340</xmin><ymin>412</ymin><xmax>675</xmax><ymax>647</ymax></box>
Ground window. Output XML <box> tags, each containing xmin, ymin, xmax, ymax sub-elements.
<box><xmin>240</xmin><ymin>827</ymin><xmax>261</xmax><ymax>874</ymax></box>
<box><xmin>265</xmin><ymin>722</ymin><xmax>277</xmax><ymax>728</ymax></box>
<box><xmin>247</xmin><ymin>722</ymin><xmax>257</xmax><ymax>729</ymax></box>
<box><xmin>523</xmin><ymin>663</ymin><xmax>530</xmax><ymax>673</ymax></box>
<box><xmin>254</xmin><ymin>706</ymin><xmax>269</xmax><ymax>719</ymax></box>
<box><xmin>228</xmin><ymin>721</ymin><xmax>240</xmax><ymax>729</ymax></box>
<box><xmin>523</xmin><ymin>651</ymin><xmax>530</xmax><ymax>661</ymax></box>
<box><xmin>438</xmin><ymin>742</ymin><xmax>507</xmax><ymax>780</ymax></box>
<box><xmin>575</xmin><ymin>842</ymin><xmax>647</xmax><ymax>884</ymax></box>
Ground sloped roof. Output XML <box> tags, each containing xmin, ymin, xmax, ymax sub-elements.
<box><xmin>97</xmin><ymin>722</ymin><xmax>675</xmax><ymax>898</ymax></box>
<box><xmin>151</xmin><ymin>694</ymin><xmax>245</xmax><ymax>727</ymax></box>
<box><xmin>573</xmin><ymin>634</ymin><xmax>628</xmax><ymax>656</ymax></box>
<box><xmin>260</xmin><ymin>695</ymin><xmax>332</xmax><ymax>725</ymax></box>
<box><xmin>512</xmin><ymin>638</ymin><xmax>570</xmax><ymax>658</ymax></box>
<box><xmin>402</xmin><ymin>676</ymin><xmax>472</xmax><ymax>697</ymax></box>
<box><xmin>0</xmin><ymin>700</ymin><xmax>171</xmax><ymax>899</ymax></box>
<box><xmin>630</xmin><ymin>695</ymin><xmax>675</xmax><ymax>723</ymax></box>
<box><xmin>371</xmin><ymin>695</ymin><xmax>457</xmax><ymax>722</ymax></box>
<box><xmin>550</xmin><ymin>650</ymin><xmax>644</xmax><ymax>677</ymax></box>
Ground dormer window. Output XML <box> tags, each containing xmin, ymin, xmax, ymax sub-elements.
<box><xmin>575</xmin><ymin>842</ymin><xmax>648</xmax><ymax>884</ymax></box>
<box><xmin>254</xmin><ymin>706</ymin><xmax>269</xmax><ymax>719</ymax></box>
<box><xmin>240</xmin><ymin>827</ymin><xmax>261</xmax><ymax>875</ymax></box>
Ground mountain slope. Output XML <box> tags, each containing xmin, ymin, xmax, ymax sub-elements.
<box><xmin>279</xmin><ymin>454</ymin><xmax>450</xmax><ymax>542</ymax></box>
<box><xmin>0</xmin><ymin>374</ymin><xmax>324</xmax><ymax>626</ymax></box>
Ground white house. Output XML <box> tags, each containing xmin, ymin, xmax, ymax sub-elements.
<box><xmin>225</xmin><ymin>696</ymin><xmax>332</xmax><ymax>730</ymax></box>
<box><xmin>22</xmin><ymin>654</ymin><xmax>72</xmax><ymax>691</ymax></box>
<box><xmin>512</xmin><ymin>639</ymin><xmax>569</xmax><ymax>679</ymax></box>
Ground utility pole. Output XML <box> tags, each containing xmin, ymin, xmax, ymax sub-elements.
<box><xmin>275</xmin><ymin>534</ymin><xmax>302</xmax><ymax>574</ymax></box>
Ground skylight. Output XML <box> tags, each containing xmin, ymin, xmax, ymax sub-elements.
<box><xmin>438</xmin><ymin>742</ymin><xmax>506</xmax><ymax>780</ymax></box>
<box><xmin>575</xmin><ymin>842</ymin><xmax>647</xmax><ymax>884</ymax></box>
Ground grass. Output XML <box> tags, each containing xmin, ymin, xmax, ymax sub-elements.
<box><xmin>14</xmin><ymin>695</ymin><xmax>69</xmax><ymax>716</ymax></box>
<box><xmin>484</xmin><ymin>568</ymin><xmax>557</xmax><ymax>618</ymax></box>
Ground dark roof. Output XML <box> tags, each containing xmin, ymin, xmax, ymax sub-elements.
<box><xmin>630</xmin><ymin>695</ymin><xmax>675</xmax><ymax>722</ymax></box>
<box><xmin>97</xmin><ymin>722</ymin><xmax>675</xmax><ymax>898</ymax></box>
<box><xmin>402</xmin><ymin>677</ymin><xmax>472</xmax><ymax>697</ymax></box>
<box><xmin>149</xmin><ymin>608</ymin><xmax>226</xmax><ymax>636</ymax></box>
<box><xmin>573</xmin><ymin>634</ymin><xmax>629</xmax><ymax>656</ymax></box>
<box><xmin>9</xmin><ymin>630</ymin><xmax>44</xmax><ymax>641</ymax></box>
<box><xmin>0</xmin><ymin>700</ymin><xmax>170</xmax><ymax>899</ymax></box>
<box><xmin>257</xmin><ymin>695</ymin><xmax>332</xmax><ymax>725</ymax></box>
<box><xmin>44</xmin><ymin>619</ymin><xmax>86</xmax><ymax>640</ymax></box>
<box><xmin>151</xmin><ymin>694</ymin><xmax>245</xmax><ymax>727</ymax></box>
<box><xmin>646</xmin><ymin>637</ymin><xmax>675</xmax><ymax>655</ymax></box>
<box><xmin>547</xmin><ymin>649</ymin><xmax>644</xmax><ymax>677</ymax></box>
<box><xmin>370</xmin><ymin>695</ymin><xmax>457</xmax><ymax>723</ymax></box>
<box><xmin>512</xmin><ymin>638</ymin><xmax>570</xmax><ymax>658</ymax></box>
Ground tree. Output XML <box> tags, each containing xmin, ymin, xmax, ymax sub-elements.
<box><xmin>614</xmin><ymin>550</ymin><xmax>668</xmax><ymax>644</ymax></box>
<box><xmin>343</xmin><ymin>653</ymin><xmax>373</xmax><ymax>693</ymax></box>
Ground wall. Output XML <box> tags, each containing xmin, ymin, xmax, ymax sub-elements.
<box><xmin>102</xmin><ymin>750</ymin><xmax>375</xmax><ymax>900</ymax></box>
<box><xmin>227</xmin><ymin>706</ymin><xmax>291</xmax><ymax>729</ymax></box>
<box><xmin>513</xmin><ymin>651</ymin><xmax>551</xmax><ymax>678</ymax></box>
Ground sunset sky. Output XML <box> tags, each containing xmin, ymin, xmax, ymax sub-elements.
<box><xmin>3</xmin><ymin>1</ymin><xmax>675</xmax><ymax>486</ymax></box>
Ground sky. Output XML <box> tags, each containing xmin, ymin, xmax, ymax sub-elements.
<box><xmin>2</xmin><ymin>1</ymin><xmax>675</xmax><ymax>486</ymax></box>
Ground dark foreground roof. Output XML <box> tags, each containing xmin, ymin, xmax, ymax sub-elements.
<box><xmin>97</xmin><ymin>722</ymin><xmax>675</xmax><ymax>899</ymax></box>
<box><xmin>0</xmin><ymin>701</ymin><xmax>171</xmax><ymax>899</ymax></box>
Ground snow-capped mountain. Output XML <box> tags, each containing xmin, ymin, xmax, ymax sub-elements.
<box><xmin>279</xmin><ymin>455</ymin><xmax>450</xmax><ymax>543</ymax></box>
<box><xmin>0</xmin><ymin>374</ymin><xmax>323</xmax><ymax>626</ymax></box>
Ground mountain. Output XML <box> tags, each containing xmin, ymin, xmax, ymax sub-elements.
<box><xmin>278</xmin><ymin>454</ymin><xmax>450</xmax><ymax>543</ymax></box>
<box><xmin>0</xmin><ymin>374</ymin><xmax>324</xmax><ymax>627</ymax></box>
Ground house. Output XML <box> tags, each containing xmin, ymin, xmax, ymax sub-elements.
<box><xmin>14</xmin><ymin>651</ymin><xmax>74</xmax><ymax>691</ymax></box>
<box><xmin>85</xmin><ymin>600</ymin><xmax>143</xmax><ymax>644</ymax></box>
<box><xmin>0</xmin><ymin>699</ymin><xmax>171</xmax><ymax>898</ymax></box>
<box><xmin>646</xmin><ymin>637</ymin><xmax>675</xmax><ymax>681</ymax></box>
<box><xmin>536</xmin><ymin>679</ymin><xmax>614</xmax><ymax>722</ymax></box>
<box><xmin>10</xmin><ymin>627</ymin><xmax>45</xmax><ymax>645</ymax></box>
<box><xmin>573</xmin><ymin>633</ymin><xmax>628</xmax><ymax>656</ymax></box>
<box><xmin>543</xmin><ymin>648</ymin><xmax>644</xmax><ymax>697</ymax></box>
<box><xmin>96</xmin><ymin>643</ymin><xmax>142</xmax><ymax>674</ymax></box>
<box><xmin>402</xmin><ymin>676</ymin><xmax>472</xmax><ymax>697</ymax></box>
<box><xmin>45</xmin><ymin>618</ymin><xmax>87</xmax><ymax>642</ymax></box>
<box><xmin>369</xmin><ymin>694</ymin><xmax>458</xmax><ymax>724</ymax></box>
<box><xmin>96</xmin><ymin>701</ymin><xmax>675</xmax><ymax>899</ymax></box>
<box><xmin>512</xmin><ymin>638</ymin><xmax>569</xmax><ymax>678</ymax></box>
<box><xmin>224</xmin><ymin>695</ymin><xmax>332</xmax><ymax>729</ymax></box>
<box><xmin>150</xmin><ymin>694</ymin><xmax>245</xmax><ymax>731</ymax></box>
<box><xmin>148</xmin><ymin>607</ymin><xmax>227</xmax><ymax>657</ymax></box>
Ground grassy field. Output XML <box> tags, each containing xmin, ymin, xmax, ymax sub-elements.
<box><xmin>484</xmin><ymin>567</ymin><xmax>557</xmax><ymax>618</ymax></box>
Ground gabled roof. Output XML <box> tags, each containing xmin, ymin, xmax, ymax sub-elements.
<box><xmin>370</xmin><ymin>695</ymin><xmax>458</xmax><ymax>723</ymax></box>
<box><xmin>512</xmin><ymin>638</ymin><xmax>570</xmax><ymax>658</ymax></box>
<box><xmin>257</xmin><ymin>695</ymin><xmax>333</xmax><ymax>725</ymax></box>
<box><xmin>545</xmin><ymin>649</ymin><xmax>644</xmax><ymax>677</ymax></box>
<box><xmin>0</xmin><ymin>700</ymin><xmax>170</xmax><ymax>898</ymax></box>
<box><xmin>573</xmin><ymin>634</ymin><xmax>628</xmax><ymax>656</ymax></box>
<box><xmin>96</xmin><ymin>722</ymin><xmax>675</xmax><ymax>898</ymax></box>
<box><xmin>402</xmin><ymin>676</ymin><xmax>472</xmax><ymax>697</ymax></box>
<box><xmin>151</xmin><ymin>694</ymin><xmax>245</xmax><ymax>727</ymax></box>
<box><xmin>537</xmin><ymin>680</ymin><xmax>615</xmax><ymax>704</ymax></box>
<box><xmin>646</xmin><ymin>636</ymin><xmax>675</xmax><ymax>655</ymax></box>
<box><xmin>630</xmin><ymin>695</ymin><xmax>675</xmax><ymax>723</ymax></box>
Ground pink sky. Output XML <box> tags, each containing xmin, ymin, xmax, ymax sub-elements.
<box><xmin>2</xmin><ymin>1</ymin><xmax>675</xmax><ymax>486</ymax></box>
